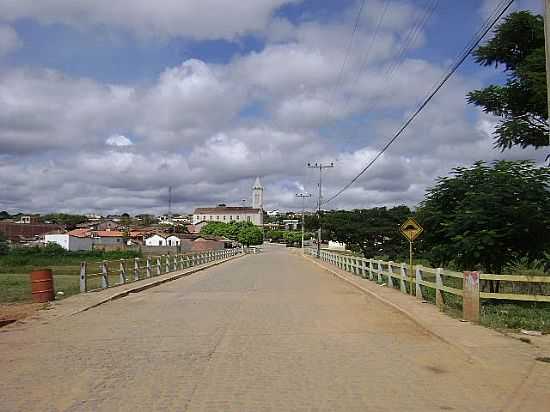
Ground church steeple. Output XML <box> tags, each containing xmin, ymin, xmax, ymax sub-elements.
<box><xmin>252</xmin><ymin>177</ymin><xmax>264</xmax><ymax>210</ymax></box>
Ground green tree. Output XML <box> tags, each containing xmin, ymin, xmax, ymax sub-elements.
<box><xmin>237</xmin><ymin>226</ymin><xmax>263</xmax><ymax>246</ymax></box>
<box><xmin>41</xmin><ymin>213</ymin><xmax>88</xmax><ymax>228</ymax></box>
<box><xmin>266</xmin><ymin>230</ymin><xmax>285</xmax><ymax>242</ymax></box>
<box><xmin>0</xmin><ymin>211</ymin><xmax>10</xmax><ymax>220</ymax></box>
<box><xmin>283</xmin><ymin>231</ymin><xmax>302</xmax><ymax>246</ymax></box>
<box><xmin>417</xmin><ymin>160</ymin><xmax>550</xmax><ymax>274</ymax></box>
<box><xmin>467</xmin><ymin>11</ymin><xmax>548</xmax><ymax>151</ymax></box>
<box><xmin>321</xmin><ymin>206</ymin><xmax>411</xmax><ymax>259</ymax></box>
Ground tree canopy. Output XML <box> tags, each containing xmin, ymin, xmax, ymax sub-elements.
<box><xmin>41</xmin><ymin>213</ymin><xmax>88</xmax><ymax>228</ymax></box>
<box><xmin>200</xmin><ymin>221</ymin><xmax>263</xmax><ymax>246</ymax></box>
<box><xmin>319</xmin><ymin>206</ymin><xmax>411</xmax><ymax>259</ymax></box>
<box><xmin>467</xmin><ymin>11</ymin><xmax>548</xmax><ymax>151</ymax></box>
<box><xmin>417</xmin><ymin>160</ymin><xmax>550</xmax><ymax>273</ymax></box>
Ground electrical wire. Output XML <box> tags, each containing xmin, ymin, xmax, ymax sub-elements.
<box><xmin>322</xmin><ymin>0</ymin><xmax>516</xmax><ymax>206</ymax></box>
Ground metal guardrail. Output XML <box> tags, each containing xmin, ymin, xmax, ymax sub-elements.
<box><xmin>80</xmin><ymin>248</ymin><xmax>243</xmax><ymax>293</ymax></box>
<box><xmin>305</xmin><ymin>248</ymin><xmax>550</xmax><ymax>321</ymax></box>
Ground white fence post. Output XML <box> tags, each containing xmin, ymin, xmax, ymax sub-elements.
<box><xmin>387</xmin><ymin>262</ymin><xmax>394</xmax><ymax>288</ymax></box>
<box><xmin>165</xmin><ymin>255</ymin><xmax>170</xmax><ymax>273</ymax></box>
<box><xmin>101</xmin><ymin>260</ymin><xmax>109</xmax><ymax>289</ymax></box>
<box><xmin>377</xmin><ymin>260</ymin><xmax>383</xmax><ymax>283</ymax></box>
<box><xmin>119</xmin><ymin>259</ymin><xmax>127</xmax><ymax>284</ymax></box>
<box><xmin>156</xmin><ymin>256</ymin><xmax>161</xmax><ymax>276</ymax></box>
<box><xmin>369</xmin><ymin>260</ymin><xmax>374</xmax><ymax>281</ymax></box>
<box><xmin>415</xmin><ymin>266</ymin><xmax>423</xmax><ymax>299</ymax></box>
<box><xmin>435</xmin><ymin>268</ymin><xmax>444</xmax><ymax>309</ymax></box>
<box><xmin>80</xmin><ymin>261</ymin><xmax>87</xmax><ymax>293</ymax></box>
<box><xmin>399</xmin><ymin>263</ymin><xmax>408</xmax><ymax>293</ymax></box>
<box><xmin>146</xmin><ymin>257</ymin><xmax>152</xmax><ymax>278</ymax></box>
<box><xmin>134</xmin><ymin>258</ymin><xmax>140</xmax><ymax>281</ymax></box>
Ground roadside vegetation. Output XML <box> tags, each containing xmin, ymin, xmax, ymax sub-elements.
<box><xmin>200</xmin><ymin>221</ymin><xmax>263</xmax><ymax>246</ymax></box>
<box><xmin>302</xmin><ymin>11</ymin><xmax>550</xmax><ymax>333</ymax></box>
<box><xmin>0</xmin><ymin>243</ymin><xmax>141</xmax><ymax>303</ymax></box>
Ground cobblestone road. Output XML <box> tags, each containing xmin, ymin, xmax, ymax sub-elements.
<box><xmin>0</xmin><ymin>246</ymin><xmax>539</xmax><ymax>411</ymax></box>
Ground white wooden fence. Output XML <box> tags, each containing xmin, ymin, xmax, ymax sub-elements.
<box><xmin>305</xmin><ymin>248</ymin><xmax>550</xmax><ymax>322</ymax></box>
<box><xmin>80</xmin><ymin>248</ymin><xmax>242</xmax><ymax>293</ymax></box>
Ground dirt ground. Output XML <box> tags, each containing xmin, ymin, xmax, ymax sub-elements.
<box><xmin>0</xmin><ymin>302</ymin><xmax>46</xmax><ymax>326</ymax></box>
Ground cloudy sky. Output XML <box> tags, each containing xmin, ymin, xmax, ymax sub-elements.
<box><xmin>0</xmin><ymin>0</ymin><xmax>547</xmax><ymax>215</ymax></box>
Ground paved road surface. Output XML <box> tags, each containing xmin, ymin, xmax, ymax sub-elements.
<box><xmin>0</xmin><ymin>246</ymin><xmax>533</xmax><ymax>411</ymax></box>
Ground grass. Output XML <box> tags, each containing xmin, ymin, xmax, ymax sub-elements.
<box><xmin>0</xmin><ymin>246</ymin><xmax>143</xmax><ymax>303</ymax></box>
<box><xmin>481</xmin><ymin>301</ymin><xmax>550</xmax><ymax>333</ymax></box>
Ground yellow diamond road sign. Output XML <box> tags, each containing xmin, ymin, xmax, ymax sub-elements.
<box><xmin>400</xmin><ymin>218</ymin><xmax>423</xmax><ymax>242</ymax></box>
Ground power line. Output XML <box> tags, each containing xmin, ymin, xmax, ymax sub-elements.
<box><xmin>324</xmin><ymin>0</ymin><xmax>367</xmax><ymax>122</ymax></box>
<box><xmin>323</xmin><ymin>0</ymin><xmax>516</xmax><ymax>206</ymax></box>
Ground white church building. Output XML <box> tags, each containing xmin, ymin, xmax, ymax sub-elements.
<box><xmin>193</xmin><ymin>177</ymin><xmax>264</xmax><ymax>226</ymax></box>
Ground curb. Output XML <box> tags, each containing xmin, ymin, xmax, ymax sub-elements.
<box><xmin>70</xmin><ymin>253</ymin><xmax>246</xmax><ymax>316</ymax></box>
<box><xmin>301</xmin><ymin>254</ymin><xmax>480</xmax><ymax>361</ymax></box>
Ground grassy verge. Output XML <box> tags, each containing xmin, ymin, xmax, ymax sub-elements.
<box><xmin>0</xmin><ymin>246</ymin><xmax>142</xmax><ymax>303</ymax></box>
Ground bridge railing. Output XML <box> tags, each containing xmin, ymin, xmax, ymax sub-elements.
<box><xmin>305</xmin><ymin>248</ymin><xmax>550</xmax><ymax>321</ymax></box>
<box><xmin>80</xmin><ymin>248</ymin><xmax>243</xmax><ymax>293</ymax></box>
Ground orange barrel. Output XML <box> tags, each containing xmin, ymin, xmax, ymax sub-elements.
<box><xmin>30</xmin><ymin>269</ymin><xmax>54</xmax><ymax>303</ymax></box>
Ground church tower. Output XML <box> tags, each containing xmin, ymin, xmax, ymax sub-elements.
<box><xmin>252</xmin><ymin>177</ymin><xmax>264</xmax><ymax>210</ymax></box>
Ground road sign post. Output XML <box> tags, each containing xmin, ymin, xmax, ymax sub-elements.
<box><xmin>400</xmin><ymin>218</ymin><xmax>424</xmax><ymax>296</ymax></box>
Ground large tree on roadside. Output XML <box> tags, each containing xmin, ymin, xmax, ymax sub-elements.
<box><xmin>417</xmin><ymin>160</ymin><xmax>550</xmax><ymax>274</ymax></box>
<box><xmin>321</xmin><ymin>206</ymin><xmax>411</xmax><ymax>259</ymax></box>
<box><xmin>467</xmin><ymin>11</ymin><xmax>548</xmax><ymax>151</ymax></box>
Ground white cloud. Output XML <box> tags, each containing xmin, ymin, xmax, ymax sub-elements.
<box><xmin>0</xmin><ymin>0</ymin><xmax>298</xmax><ymax>40</ymax></box>
<box><xmin>106</xmin><ymin>134</ymin><xmax>133</xmax><ymax>147</ymax></box>
<box><xmin>0</xmin><ymin>24</ymin><xmax>21</xmax><ymax>57</ymax></box>
<box><xmin>1</xmin><ymin>1</ymin><xmax>547</xmax><ymax>215</ymax></box>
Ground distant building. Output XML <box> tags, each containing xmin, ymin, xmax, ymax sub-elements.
<box><xmin>145</xmin><ymin>234</ymin><xmax>167</xmax><ymax>246</ymax></box>
<box><xmin>0</xmin><ymin>222</ymin><xmax>63</xmax><ymax>244</ymax></box>
<box><xmin>192</xmin><ymin>177</ymin><xmax>264</xmax><ymax>226</ymax></box>
<box><xmin>45</xmin><ymin>232</ymin><xmax>93</xmax><ymax>251</ymax></box>
<box><xmin>283</xmin><ymin>219</ymin><xmax>300</xmax><ymax>230</ymax></box>
<box><xmin>193</xmin><ymin>206</ymin><xmax>263</xmax><ymax>226</ymax></box>
<box><xmin>44</xmin><ymin>229</ymin><xmax>125</xmax><ymax>251</ymax></box>
<box><xmin>328</xmin><ymin>241</ymin><xmax>346</xmax><ymax>251</ymax></box>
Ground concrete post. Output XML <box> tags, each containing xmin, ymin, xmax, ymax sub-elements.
<box><xmin>80</xmin><ymin>261</ymin><xmax>87</xmax><ymax>293</ymax></box>
<box><xmin>165</xmin><ymin>255</ymin><xmax>170</xmax><ymax>273</ymax></box>
<box><xmin>134</xmin><ymin>258</ymin><xmax>140</xmax><ymax>281</ymax></box>
<box><xmin>415</xmin><ymin>266</ymin><xmax>423</xmax><ymax>300</ymax></box>
<box><xmin>377</xmin><ymin>261</ymin><xmax>382</xmax><ymax>283</ymax></box>
<box><xmin>156</xmin><ymin>257</ymin><xmax>161</xmax><ymax>276</ymax></box>
<box><xmin>463</xmin><ymin>271</ymin><xmax>480</xmax><ymax>322</ymax></box>
<box><xmin>369</xmin><ymin>260</ymin><xmax>374</xmax><ymax>281</ymax></box>
<box><xmin>119</xmin><ymin>259</ymin><xmax>127</xmax><ymax>284</ymax></box>
<box><xmin>101</xmin><ymin>261</ymin><xmax>109</xmax><ymax>289</ymax></box>
<box><xmin>361</xmin><ymin>258</ymin><xmax>367</xmax><ymax>279</ymax></box>
<box><xmin>399</xmin><ymin>263</ymin><xmax>407</xmax><ymax>293</ymax></box>
<box><xmin>387</xmin><ymin>262</ymin><xmax>394</xmax><ymax>288</ymax></box>
<box><xmin>172</xmin><ymin>255</ymin><xmax>177</xmax><ymax>272</ymax></box>
<box><xmin>146</xmin><ymin>257</ymin><xmax>152</xmax><ymax>278</ymax></box>
<box><xmin>435</xmin><ymin>268</ymin><xmax>445</xmax><ymax>310</ymax></box>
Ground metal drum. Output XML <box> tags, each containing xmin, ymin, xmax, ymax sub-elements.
<box><xmin>30</xmin><ymin>269</ymin><xmax>54</xmax><ymax>303</ymax></box>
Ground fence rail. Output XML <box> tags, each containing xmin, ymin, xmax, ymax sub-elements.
<box><xmin>80</xmin><ymin>248</ymin><xmax>243</xmax><ymax>293</ymax></box>
<box><xmin>305</xmin><ymin>248</ymin><xmax>550</xmax><ymax>321</ymax></box>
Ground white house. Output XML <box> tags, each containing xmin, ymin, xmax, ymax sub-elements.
<box><xmin>44</xmin><ymin>233</ymin><xmax>93</xmax><ymax>251</ymax></box>
<box><xmin>166</xmin><ymin>235</ymin><xmax>181</xmax><ymax>246</ymax></box>
<box><xmin>328</xmin><ymin>241</ymin><xmax>346</xmax><ymax>251</ymax></box>
<box><xmin>145</xmin><ymin>234</ymin><xmax>167</xmax><ymax>246</ymax></box>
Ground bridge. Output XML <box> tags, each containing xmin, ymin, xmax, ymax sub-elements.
<box><xmin>1</xmin><ymin>245</ymin><xmax>549</xmax><ymax>411</ymax></box>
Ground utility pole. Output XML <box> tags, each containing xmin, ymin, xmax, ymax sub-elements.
<box><xmin>296</xmin><ymin>193</ymin><xmax>312</xmax><ymax>250</ymax></box>
<box><xmin>168</xmin><ymin>186</ymin><xmax>172</xmax><ymax>224</ymax></box>
<box><xmin>307</xmin><ymin>162</ymin><xmax>334</xmax><ymax>258</ymax></box>
<box><xmin>545</xmin><ymin>0</ymin><xmax>550</xmax><ymax>144</ymax></box>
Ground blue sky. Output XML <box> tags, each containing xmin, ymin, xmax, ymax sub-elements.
<box><xmin>0</xmin><ymin>0</ymin><xmax>546</xmax><ymax>214</ymax></box>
